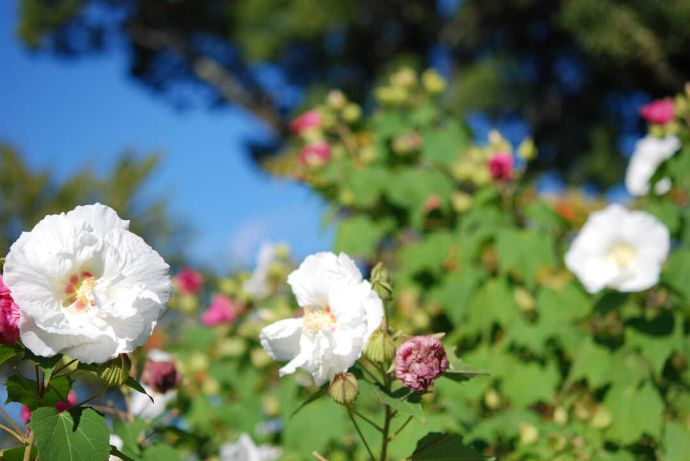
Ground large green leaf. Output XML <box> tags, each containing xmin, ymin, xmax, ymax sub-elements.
<box><xmin>142</xmin><ymin>445</ymin><xmax>182</xmax><ymax>461</ymax></box>
<box><xmin>373</xmin><ymin>387</ymin><xmax>426</xmax><ymax>422</ymax></box>
<box><xmin>410</xmin><ymin>432</ymin><xmax>488</xmax><ymax>460</ymax></box>
<box><xmin>334</xmin><ymin>215</ymin><xmax>390</xmax><ymax>259</ymax></box>
<box><xmin>494</xmin><ymin>229</ymin><xmax>556</xmax><ymax>288</ymax></box>
<box><xmin>663</xmin><ymin>248</ymin><xmax>690</xmax><ymax>300</ymax></box>
<box><xmin>29</xmin><ymin>407</ymin><xmax>110</xmax><ymax>461</ymax></box>
<box><xmin>421</xmin><ymin>123</ymin><xmax>468</xmax><ymax>165</ymax></box>
<box><xmin>567</xmin><ymin>338</ymin><xmax>615</xmax><ymax>388</ymax></box>
<box><xmin>0</xmin><ymin>344</ymin><xmax>19</xmax><ymax>366</ymax></box>
<box><xmin>664</xmin><ymin>421</ymin><xmax>690</xmax><ymax>461</ymax></box>
<box><xmin>604</xmin><ymin>382</ymin><xmax>664</xmax><ymax>444</ymax></box>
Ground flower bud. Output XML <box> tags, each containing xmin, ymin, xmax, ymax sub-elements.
<box><xmin>369</xmin><ymin>262</ymin><xmax>392</xmax><ymax>301</ymax></box>
<box><xmin>327</xmin><ymin>90</ymin><xmax>347</xmax><ymax>109</ymax></box>
<box><xmin>97</xmin><ymin>354</ymin><xmax>132</xmax><ymax>387</ymax></box>
<box><xmin>343</xmin><ymin>103</ymin><xmax>361</xmax><ymax>123</ymax></box>
<box><xmin>391</xmin><ymin>67</ymin><xmax>417</xmax><ymax>88</ymax></box>
<box><xmin>487</xmin><ymin>152</ymin><xmax>514</xmax><ymax>181</ymax></box>
<box><xmin>394</xmin><ymin>336</ymin><xmax>448</xmax><ymax>392</ymax></box>
<box><xmin>328</xmin><ymin>372</ymin><xmax>359</xmax><ymax>405</ymax></box>
<box><xmin>518</xmin><ymin>422</ymin><xmax>539</xmax><ymax>445</ymax></box>
<box><xmin>422</xmin><ymin>69</ymin><xmax>446</xmax><ymax>94</ymax></box>
<box><xmin>517</xmin><ymin>138</ymin><xmax>536</xmax><ymax>161</ymax></box>
<box><xmin>141</xmin><ymin>355</ymin><xmax>181</xmax><ymax>393</ymax></box>
<box><xmin>175</xmin><ymin>268</ymin><xmax>203</xmax><ymax>295</ymax></box>
<box><xmin>364</xmin><ymin>329</ymin><xmax>396</xmax><ymax>364</ymax></box>
<box><xmin>451</xmin><ymin>191</ymin><xmax>473</xmax><ymax>213</ymax></box>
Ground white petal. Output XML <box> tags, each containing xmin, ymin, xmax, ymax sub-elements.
<box><xmin>260</xmin><ymin>318</ymin><xmax>304</xmax><ymax>361</ymax></box>
<box><xmin>66</xmin><ymin>203</ymin><xmax>130</xmax><ymax>235</ymax></box>
<box><xmin>625</xmin><ymin>135</ymin><xmax>680</xmax><ymax>196</ymax></box>
<box><xmin>287</xmin><ymin>252</ymin><xmax>362</xmax><ymax>307</ymax></box>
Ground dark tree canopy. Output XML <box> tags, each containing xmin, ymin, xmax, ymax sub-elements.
<box><xmin>16</xmin><ymin>0</ymin><xmax>690</xmax><ymax>186</ymax></box>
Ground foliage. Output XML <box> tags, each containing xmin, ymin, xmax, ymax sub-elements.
<box><xmin>14</xmin><ymin>0</ymin><xmax>690</xmax><ymax>183</ymax></box>
<box><xmin>0</xmin><ymin>146</ymin><xmax>189</xmax><ymax>263</ymax></box>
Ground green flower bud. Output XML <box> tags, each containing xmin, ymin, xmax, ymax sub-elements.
<box><xmin>517</xmin><ymin>138</ymin><xmax>537</xmax><ymax>161</ymax></box>
<box><xmin>370</xmin><ymin>262</ymin><xmax>392</xmax><ymax>301</ymax></box>
<box><xmin>343</xmin><ymin>103</ymin><xmax>362</xmax><ymax>123</ymax></box>
<box><xmin>97</xmin><ymin>354</ymin><xmax>131</xmax><ymax>387</ymax></box>
<box><xmin>451</xmin><ymin>191</ymin><xmax>473</xmax><ymax>213</ymax></box>
<box><xmin>327</xmin><ymin>90</ymin><xmax>347</xmax><ymax>109</ymax></box>
<box><xmin>391</xmin><ymin>67</ymin><xmax>417</xmax><ymax>88</ymax></box>
<box><xmin>364</xmin><ymin>329</ymin><xmax>396</xmax><ymax>364</ymax></box>
<box><xmin>422</xmin><ymin>69</ymin><xmax>446</xmax><ymax>94</ymax></box>
<box><xmin>328</xmin><ymin>372</ymin><xmax>359</xmax><ymax>406</ymax></box>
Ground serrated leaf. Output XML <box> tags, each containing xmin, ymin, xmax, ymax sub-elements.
<box><xmin>374</xmin><ymin>387</ymin><xmax>425</xmax><ymax>422</ymax></box>
<box><xmin>494</xmin><ymin>229</ymin><xmax>556</xmax><ymax>288</ymax></box>
<box><xmin>410</xmin><ymin>432</ymin><xmax>488</xmax><ymax>460</ymax></box>
<box><xmin>604</xmin><ymin>382</ymin><xmax>664</xmax><ymax>444</ymax></box>
<box><xmin>29</xmin><ymin>407</ymin><xmax>110</xmax><ymax>461</ymax></box>
<box><xmin>334</xmin><ymin>215</ymin><xmax>390</xmax><ymax>259</ymax></box>
<box><xmin>443</xmin><ymin>357</ymin><xmax>489</xmax><ymax>384</ymax></box>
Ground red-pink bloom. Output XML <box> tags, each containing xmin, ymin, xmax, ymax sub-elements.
<box><xmin>640</xmin><ymin>98</ymin><xmax>675</xmax><ymax>125</ymax></box>
<box><xmin>0</xmin><ymin>275</ymin><xmax>21</xmax><ymax>344</ymax></box>
<box><xmin>423</xmin><ymin>194</ymin><xmax>442</xmax><ymax>213</ymax></box>
<box><xmin>175</xmin><ymin>268</ymin><xmax>203</xmax><ymax>295</ymax></box>
<box><xmin>141</xmin><ymin>358</ymin><xmax>181</xmax><ymax>393</ymax></box>
<box><xmin>290</xmin><ymin>110</ymin><xmax>322</xmax><ymax>134</ymax></box>
<box><xmin>395</xmin><ymin>336</ymin><xmax>448</xmax><ymax>392</ymax></box>
<box><xmin>299</xmin><ymin>143</ymin><xmax>331</xmax><ymax>166</ymax></box>
<box><xmin>488</xmin><ymin>152</ymin><xmax>514</xmax><ymax>181</ymax></box>
<box><xmin>201</xmin><ymin>294</ymin><xmax>239</xmax><ymax>326</ymax></box>
<box><xmin>22</xmin><ymin>390</ymin><xmax>77</xmax><ymax>423</ymax></box>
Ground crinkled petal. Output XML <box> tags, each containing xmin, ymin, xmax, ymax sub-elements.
<box><xmin>260</xmin><ymin>318</ymin><xmax>304</xmax><ymax>361</ymax></box>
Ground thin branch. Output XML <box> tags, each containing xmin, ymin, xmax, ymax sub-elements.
<box><xmin>352</xmin><ymin>409</ymin><xmax>384</xmax><ymax>432</ymax></box>
<box><xmin>347</xmin><ymin>408</ymin><xmax>376</xmax><ymax>461</ymax></box>
<box><xmin>0</xmin><ymin>406</ymin><xmax>24</xmax><ymax>437</ymax></box>
<box><xmin>0</xmin><ymin>422</ymin><xmax>26</xmax><ymax>443</ymax></box>
<box><xmin>390</xmin><ymin>415</ymin><xmax>414</xmax><ymax>440</ymax></box>
<box><xmin>312</xmin><ymin>452</ymin><xmax>329</xmax><ymax>461</ymax></box>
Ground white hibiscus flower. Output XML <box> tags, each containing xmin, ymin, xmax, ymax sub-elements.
<box><xmin>565</xmin><ymin>204</ymin><xmax>670</xmax><ymax>293</ymax></box>
<box><xmin>3</xmin><ymin>203</ymin><xmax>171</xmax><ymax>363</ymax></box>
<box><xmin>220</xmin><ymin>433</ymin><xmax>281</xmax><ymax>461</ymax></box>
<box><xmin>625</xmin><ymin>135</ymin><xmax>681</xmax><ymax>196</ymax></box>
<box><xmin>128</xmin><ymin>383</ymin><xmax>177</xmax><ymax>421</ymax></box>
<box><xmin>260</xmin><ymin>252</ymin><xmax>383</xmax><ymax>385</ymax></box>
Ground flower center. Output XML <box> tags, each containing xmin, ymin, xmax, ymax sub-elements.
<box><xmin>303</xmin><ymin>307</ymin><xmax>336</xmax><ymax>334</ymax></box>
<box><xmin>607</xmin><ymin>243</ymin><xmax>637</xmax><ymax>269</ymax></box>
<box><xmin>63</xmin><ymin>271</ymin><xmax>96</xmax><ymax>311</ymax></box>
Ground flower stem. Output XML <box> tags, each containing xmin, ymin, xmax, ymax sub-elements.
<box><xmin>352</xmin><ymin>409</ymin><xmax>384</xmax><ymax>432</ymax></box>
<box><xmin>348</xmin><ymin>408</ymin><xmax>376</xmax><ymax>461</ymax></box>
<box><xmin>23</xmin><ymin>430</ymin><xmax>34</xmax><ymax>461</ymax></box>
<box><xmin>0</xmin><ymin>406</ymin><xmax>24</xmax><ymax>438</ymax></box>
<box><xmin>390</xmin><ymin>416</ymin><xmax>413</xmax><ymax>440</ymax></box>
<box><xmin>379</xmin><ymin>405</ymin><xmax>392</xmax><ymax>461</ymax></box>
<box><xmin>51</xmin><ymin>359</ymin><xmax>78</xmax><ymax>379</ymax></box>
<box><xmin>0</xmin><ymin>422</ymin><xmax>26</xmax><ymax>443</ymax></box>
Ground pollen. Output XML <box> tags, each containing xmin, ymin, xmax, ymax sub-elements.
<box><xmin>607</xmin><ymin>242</ymin><xmax>637</xmax><ymax>269</ymax></box>
<box><xmin>303</xmin><ymin>307</ymin><xmax>336</xmax><ymax>334</ymax></box>
<box><xmin>63</xmin><ymin>271</ymin><xmax>97</xmax><ymax>311</ymax></box>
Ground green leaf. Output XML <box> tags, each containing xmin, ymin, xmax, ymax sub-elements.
<box><xmin>0</xmin><ymin>446</ymin><xmax>37</xmax><ymax>461</ymax></box>
<box><xmin>663</xmin><ymin>248</ymin><xmax>690</xmax><ymax>300</ymax></box>
<box><xmin>421</xmin><ymin>123</ymin><xmax>468</xmax><ymax>165</ymax></box>
<box><xmin>501</xmin><ymin>362</ymin><xmax>558</xmax><ymax>408</ymax></box>
<box><xmin>334</xmin><ymin>215</ymin><xmax>390</xmax><ymax>259</ymax></box>
<box><xmin>443</xmin><ymin>357</ymin><xmax>490</xmax><ymax>384</ymax></box>
<box><xmin>374</xmin><ymin>387</ymin><xmax>426</xmax><ymax>423</ymax></box>
<box><xmin>429</xmin><ymin>266</ymin><xmax>484</xmax><ymax>326</ymax></box>
<box><xmin>625</xmin><ymin>312</ymin><xmax>682</xmax><ymax>376</ymax></box>
<box><xmin>567</xmin><ymin>338</ymin><xmax>615</xmax><ymax>388</ymax></box>
<box><xmin>410</xmin><ymin>432</ymin><xmax>488</xmax><ymax>460</ymax></box>
<box><xmin>644</xmin><ymin>200</ymin><xmax>680</xmax><ymax>234</ymax></box>
<box><xmin>29</xmin><ymin>407</ymin><xmax>110</xmax><ymax>461</ymax></box>
<box><xmin>23</xmin><ymin>350</ymin><xmax>62</xmax><ymax>372</ymax></box>
<box><xmin>142</xmin><ymin>445</ymin><xmax>182</xmax><ymax>461</ymax></box>
<box><xmin>0</xmin><ymin>344</ymin><xmax>19</xmax><ymax>366</ymax></box>
<box><xmin>125</xmin><ymin>376</ymin><xmax>153</xmax><ymax>403</ymax></box>
<box><xmin>494</xmin><ymin>229</ymin><xmax>556</xmax><ymax>288</ymax></box>
<box><xmin>604</xmin><ymin>382</ymin><xmax>664</xmax><ymax>444</ymax></box>
<box><xmin>464</xmin><ymin>278</ymin><xmax>518</xmax><ymax>333</ymax></box>
<box><xmin>113</xmin><ymin>417</ymin><xmax>147</xmax><ymax>458</ymax></box>
<box><xmin>664</xmin><ymin>421</ymin><xmax>690</xmax><ymax>461</ymax></box>
<box><xmin>289</xmin><ymin>384</ymin><xmax>328</xmax><ymax>419</ymax></box>
<box><xmin>5</xmin><ymin>374</ymin><xmax>72</xmax><ymax>410</ymax></box>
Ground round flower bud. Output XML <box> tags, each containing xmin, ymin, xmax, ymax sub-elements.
<box><xmin>327</xmin><ymin>90</ymin><xmax>347</xmax><ymax>109</ymax></box>
<box><xmin>97</xmin><ymin>354</ymin><xmax>132</xmax><ymax>387</ymax></box>
<box><xmin>343</xmin><ymin>103</ymin><xmax>362</xmax><ymax>123</ymax></box>
<box><xmin>364</xmin><ymin>329</ymin><xmax>396</xmax><ymax>364</ymax></box>
<box><xmin>422</xmin><ymin>69</ymin><xmax>446</xmax><ymax>94</ymax></box>
<box><xmin>369</xmin><ymin>262</ymin><xmax>392</xmax><ymax>302</ymax></box>
<box><xmin>517</xmin><ymin>138</ymin><xmax>536</xmax><ymax>161</ymax></box>
<box><xmin>328</xmin><ymin>372</ymin><xmax>359</xmax><ymax>406</ymax></box>
<box><xmin>518</xmin><ymin>422</ymin><xmax>539</xmax><ymax>445</ymax></box>
<box><xmin>141</xmin><ymin>356</ymin><xmax>181</xmax><ymax>393</ymax></box>
<box><xmin>394</xmin><ymin>336</ymin><xmax>449</xmax><ymax>392</ymax></box>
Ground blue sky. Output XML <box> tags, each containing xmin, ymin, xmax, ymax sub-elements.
<box><xmin>0</xmin><ymin>1</ymin><xmax>332</xmax><ymax>272</ymax></box>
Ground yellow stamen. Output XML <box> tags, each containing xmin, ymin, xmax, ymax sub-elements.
<box><xmin>303</xmin><ymin>307</ymin><xmax>336</xmax><ymax>334</ymax></box>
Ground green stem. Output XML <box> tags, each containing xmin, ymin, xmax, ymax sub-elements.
<box><xmin>23</xmin><ymin>431</ymin><xmax>34</xmax><ymax>461</ymax></box>
<box><xmin>380</xmin><ymin>405</ymin><xmax>392</xmax><ymax>461</ymax></box>
<box><xmin>78</xmin><ymin>384</ymin><xmax>108</xmax><ymax>407</ymax></box>
<box><xmin>390</xmin><ymin>416</ymin><xmax>413</xmax><ymax>440</ymax></box>
<box><xmin>0</xmin><ymin>406</ymin><xmax>24</xmax><ymax>437</ymax></box>
<box><xmin>51</xmin><ymin>359</ymin><xmax>78</xmax><ymax>379</ymax></box>
<box><xmin>352</xmin><ymin>409</ymin><xmax>384</xmax><ymax>432</ymax></box>
<box><xmin>348</xmin><ymin>408</ymin><xmax>376</xmax><ymax>461</ymax></box>
<box><xmin>0</xmin><ymin>422</ymin><xmax>26</xmax><ymax>443</ymax></box>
